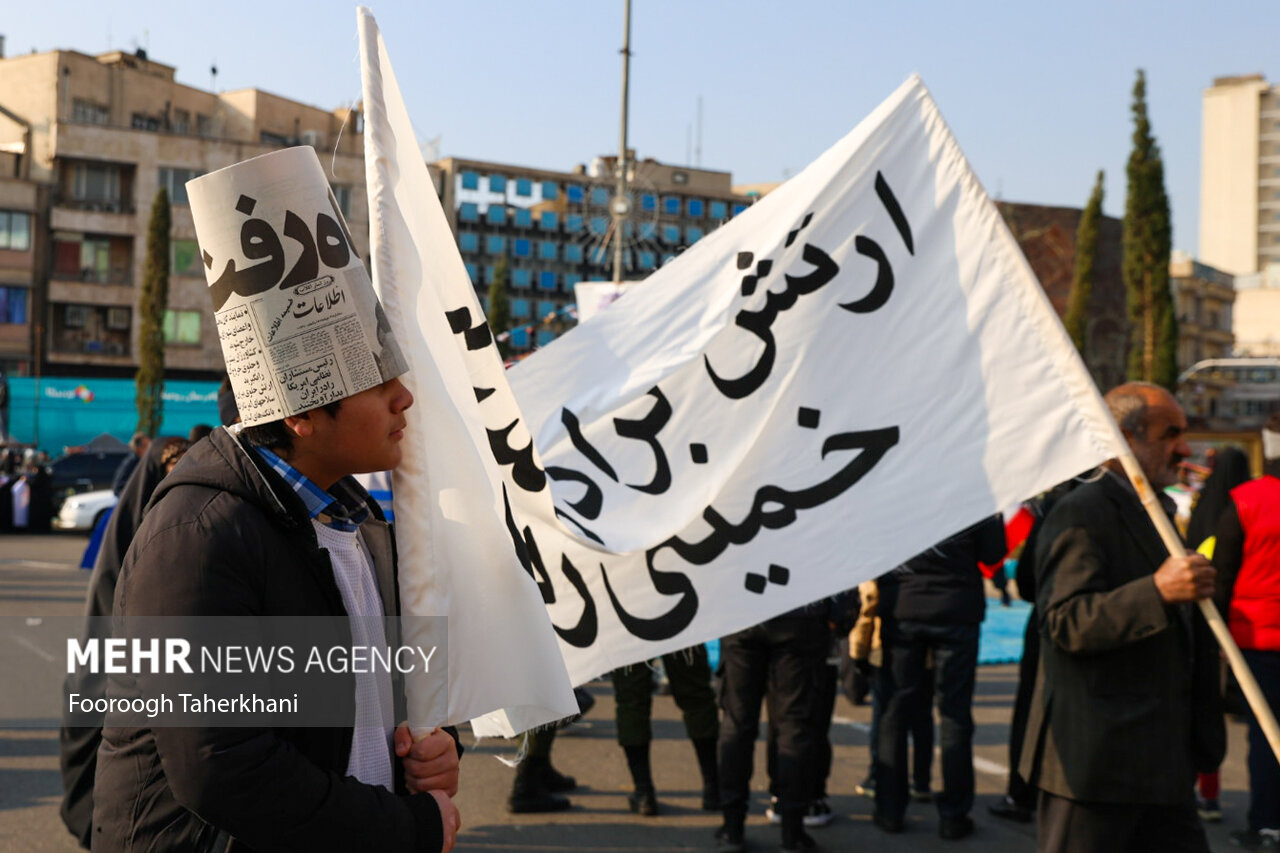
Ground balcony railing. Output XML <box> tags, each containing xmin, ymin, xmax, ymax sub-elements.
<box><xmin>52</xmin><ymin>196</ymin><xmax>136</xmax><ymax>215</ymax></box>
<box><xmin>51</xmin><ymin>266</ymin><xmax>132</xmax><ymax>285</ymax></box>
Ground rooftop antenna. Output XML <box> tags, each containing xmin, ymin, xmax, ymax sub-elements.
<box><xmin>686</xmin><ymin>124</ymin><xmax>692</xmax><ymax>167</ymax></box>
<box><xmin>610</xmin><ymin>0</ymin><xmax>633</xmax><ymax>285</ymax></box>
<box><xmin>695</xmin><ymin>95</ymin><xmax>702</xmax><ymax>168</ymax></box>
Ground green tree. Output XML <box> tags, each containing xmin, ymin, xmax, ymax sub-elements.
<box><xmin>1122</xmin><ymin>70</ymin><xmax>1178</xmax><ymax>389</ymax></box>
<box><xmin>135</xmin><ymin>187</ymin><xmax>170</xmax><ymax>436</ymax></box>
<box><xmin>486</xmin><ymin>252</ymin><xmax>511</xmax><ymax>359</ymax></box>
<box><xmin>1065</xmin><ymin>170</ymin><xmax>1105</xmax><ymax>358</ymax></box>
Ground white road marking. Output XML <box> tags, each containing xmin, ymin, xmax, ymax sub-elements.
<box><xmin>832</xmin><ymin>715</ymin><xmax>1010</xmax><ymax>777</ymax></box>
<box><xmin>11</xmin><ymin>633</ymin><xmax>57</xmax><ymax>663</ymax></box>
<box><xmin>3</xmin><ymin>559</ymin><xmax>77</xmax><ymax>570</ymax></box>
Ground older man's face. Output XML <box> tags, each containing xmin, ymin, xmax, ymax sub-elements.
<box><xmin>1128</xmin><ymin>390</ymin><xmax>1191</xmax><ymax>489</ymax></box>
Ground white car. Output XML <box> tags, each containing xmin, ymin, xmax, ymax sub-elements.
<box><xmin>54</xmin><ymin>489</ymin><xmax>118</xmax><ymax>532</ymax></box>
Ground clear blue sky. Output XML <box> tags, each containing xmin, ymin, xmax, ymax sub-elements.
<box><xmin>7</xmin><ymin>0</ymin><xmax>1279</xmax><ymax>256</ymax></box>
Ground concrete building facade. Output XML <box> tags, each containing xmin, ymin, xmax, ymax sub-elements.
<box><xmin>432</xmin><ymin>154</ymin><xmax>752</xmax><ymax>352</ymax></box>
<box><xmin>0</xmin><ymin>47</ymin><xmax>367</xmax><ymax>379</ymax></box>
<box><xmin>1199</xmin><ymin>73</ymin><xmax>1280</xmax><ymax>276</ymax></box>
<box><xmin>1169</xmin><ymin>252</ymin><xmax>1235</xmax><ymax>371</ymax></box>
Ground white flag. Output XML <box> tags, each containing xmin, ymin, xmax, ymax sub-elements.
<box><xmin>357</xmin><ymin>9</ymin><xmax>577</xmax><ymax>736</ymax></box>
<box><xmin>505</xmin><ymin>74</ymin><xmax>1126</xmax><ymax>684</ymax></box>
<box><xmin>359</xmin><ymin>1</ymin><xmax>1124</xmax><ymax>694</ymax></box>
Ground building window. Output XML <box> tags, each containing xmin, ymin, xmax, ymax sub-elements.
<box><xmin>513</xmin><ymin>238</ymin><xmax>531</xmax><ymax>258</ymax></box>
<box><xmin>0</xmin><ymin>211</ymin><xmax>32</xmax><ymax>251</ymax></box>
<box><xmin>590</xmin><ymin>246</ymin><xmax>609</xmax><ymax>266</ymax></box>
<box><xmin>458</xmin><ymin>202</ymin><xmax>479</xmax><ymax>222</ymax></box>
<box><xmin>564</xmin><ymin>243</ymin><xmax>583</xmax><ymax>263</ymax></box>
<box><xmin>157</xmin><ymin>167</ymin><xmax>203</xmax><ymax>206</ymax></box>
<box><xmin>641</xmin><ymin>193</ymin><xmax>656</xmax><ymax>212</ymax></box>
<box><xmin>663</xmin><ymin>196</ymin><xmax>681</xmax><ymax>215</ymax></box>
<box><xmin>566</xmin><ymin>185</ymin><xmax>584</xmax><ymax>203</ymax></box>
<box><xmin>639</xmin><ymin>250</ymin><xmax>656</xmax><ymax>270</ymax></box>
<box><xmin>106</xmin><ymin>307</ymin><xmax>131</xmax><ymax>330</ymax></box>
<box><xmin>639</xmin><ymin>222</ymin><xmax>656</xmax><ymax>240</ymax></box>
<box><xmin>485</xmin><ymin>235</ymin><xmax>505</xmax><ymax>254</ymax></box>
<box><xmin>486</xmin><ymin>205</ymin><xmax>506</xmax><ymax>225</ymax></box>
<box><xmin>589</xmin><ymin>216</ymin><xmax>609</xmax><ymax>235</ymax></box>
<box><xmin>515</xmin><ymin>178</ymin><xmax>532</xmax><ymax>197</ymax></box>
<box><xmin>540</xmin><ymin>210</ymin><xmax>559</xmax><ymax>230</ymax></box>
<box><xmin>511</xmin><ymin>327</ymin><xmax>529</xmax><ymax>348</ymax></box>
<box><xmin>511</xmin><ymin>298</ymin><xmax>530</xmax><ymax>318</ymax></box>
<box><xmin>537</xmin><ymin>329</ymin><xmax>555</xmax><ymax>347</ymax></box>
<box><xmin>542</xmin><ymin>181</ymin><xmax>559</xmax><ymax>200</ymax></box>
<box><xmin>514</xmin><ymin>208</ymin><xmax>533</xmax><ymax>228</ymax></box>
<box><xmin>53</xmin><ymin>234</ymin><xmax>128</xmax><ymax>284</ymax></box>
<box><xmin>0</xmin><ymin>286</ymin><xmax>28</xmax><ymax>323</ymax></box>
<box><xmin>566</xmin><ymin>214</ymin><xmax>583</xmax><ymax>233</ymax></box>
<box><xmin>331</xmin><ymin>185</ymin><xmax>352</xmax><ymax>216</ymax></box>
<box><xmin>131</xmin><ymin>113</ymin><xmax>162</xmax><ymax>131</ymax></box>
<box><xmin>733</xmin><ymin>203</ymin><xmax>748</xmax><ymax>216</ymax></box>
<box><xmin>464</xmin><ymin>262</ymin><xmax>478</xmax><ymax>282</ymax></box>
<box><xmin>71</xmin><ymin>162</ymin><xmax>123</xmax><ymax>206</ymax></box>
<box><xmin>662</xmin><ymin>224</ymin><xmax>681</xmax><ymax>244</ymax></box>
<box><xmin>710</xmin><ymin>200</ymin><xmax>727</xmax><ymax>219</ymax></box>
<box><xmin>259</xmin><ymin>130</ymin><xmax>290</xmax><ymax>146</ymax></box>
<box><xmin>687</xmin><ymin>198</ymin><xmax>705</xmax><ymax>217</ymax></box>
<box><xmin>564</xmin><ymin>272</ymin><xmax>583</xmax><ymax>288</ymax></box>
<box><xmin>172</xmin><ymin>109</ymin><xmax>190</xmax><ymax>135</ymax></box>
<box><xmin>512</xmin><ymin>268</ymin><xmax>532</xmax><ymax>288</ymax></box>
<box><xmin>196</xmin><ymin>114</ymin><xmax>213</xmax><ymax>137</ymax></box>
<box><xmin>458</xmin><ymin>232</ymin><xmax>479</xmax><ymax>253</ymax></box>
<box><xmin>461</xmin><ymin>171</ymin><xmax>479</xmax><ymax>190</ymax></box>
<box><xmin>591</xmin><ymin>187</ymin><xmax>609</xmax><ymax>206</ymax></box>
<box><xmin>539</xmin><ymin>241</ymin><xmax>557</xmax><ymax>261</ymax></box>
<box><xmin>170</xmin><ymin>239</ymin><xmax>203</xmax><ymax>276</ymax></box>
<box><xmin>163</xmin><ymin>309</ymin><xmax>202</xmax><ymax>344</ymax></box>
<box><xmin>489</xmin><ymin>174</ymin><xmax>507</xmax><ymax>193</ymax></box>
<box><xmin>72</xmin><ymin>99</ymin><xmax>110</xmax><ymax>125</ymax></box>
<box><xmin>52</xmin><ymin>303</ymin><xmax>130</xmax><ymax>356</ymax></box>
<box><xmin>538</xmin><ymin>300</ymin><xmax>557</xmax><ymax>318</ymax></box>
<box><xmin>686</xmin><ymin>226</ymin><xmax>703</xmax><ymax>243</ymax></box>
<box><xmin>538</xmin><ymin>271</ymin><xmax>557</xmax><ymax>291</ymax></box>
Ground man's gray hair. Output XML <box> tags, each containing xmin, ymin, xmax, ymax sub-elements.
<box><xmin>1105</xmin><ymin>381</ymin><xmax>1166</xmax><ymax>436</ymax></box>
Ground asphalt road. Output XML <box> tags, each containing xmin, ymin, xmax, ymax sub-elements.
<box><xmin>0</xmin><ymin>531</ymin><xmax>1257</xmax><ymax>852</ymax></box>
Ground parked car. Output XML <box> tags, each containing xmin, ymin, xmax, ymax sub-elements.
<box><xmin>47</xmin><ymin>450</ymin><xmax>128</xmax><ymax>510</ymax></box>
<box><xmin>53</xmin><ymin>488</ymin><xmax>118</xmax><ymax>532</ymax></box>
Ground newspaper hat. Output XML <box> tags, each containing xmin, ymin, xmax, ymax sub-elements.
<box><xmin>187</xmin><ymin>147</ymin><xmax>406</xmax><ymax>427</ymax></box>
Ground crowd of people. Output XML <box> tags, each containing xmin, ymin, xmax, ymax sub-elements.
<box><xmin>42</xmin><ymin>145</ymin><xmax>1278</xmax><ymax>853</ymax></box>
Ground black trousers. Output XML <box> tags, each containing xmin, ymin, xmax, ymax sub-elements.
<box><xmin>1006</xmin><ymin>605</ymin><xmax>1040</xmax><ymax>808</ymax></box>
<box><xmin>1038</xmin><ymin>790</ymin><xmax>1210</xmax><ymax>853</ymax></box>
<box><xmin>718</xmin><ymin>615</ymin><xmax>828</xmax><ymax>818</ymax></box>
<box><xmin>767</xmin><ymin>662</ymin><xmax>837</xmax><ymax>799</ymax></box>
<box><xmin>875</xmin><ymin>619</ymin><xmax>979</xmax><ymax>821</ymax></box>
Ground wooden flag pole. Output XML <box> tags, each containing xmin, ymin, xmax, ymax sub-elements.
<box><xmin>1114</xmin><ymin>447</ymin><xmax>1280</xmax><ymax>765</ymax></box>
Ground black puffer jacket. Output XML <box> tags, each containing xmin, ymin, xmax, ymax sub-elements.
<box><xmin>877</xmin><ymin>515</ymin><xmax>1007</xmax><ymax>625</ymax></box>
<box><xmin>93</xmin><ymin>427</ymin><xmax>444</xmax><ymax>852</ymax></box>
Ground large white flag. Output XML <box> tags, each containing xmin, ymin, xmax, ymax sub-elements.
<box><xmin>358</xmin><ymin>8</ymin><xmax>1125</xmax><ymax>698</ymax></box>
<box><xmin>505</xmin><ymin>74</ymin><xmax>1127</xmax><ymax>682</ymax></box>
<box><xmin>357</xmin><ymin>9</ymin><xmax>577</xmax><ymax>736</ymax></box>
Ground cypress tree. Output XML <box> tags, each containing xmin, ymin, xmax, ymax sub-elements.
<box><xmin>136</xmin><ymin>187</ymin><xmax>170</xmax><ymax>436</ymax></box>
<box><xmin>1122</xmin><ymin>70</ymin><xmax>1177</xmax><ymax>389</ymax></box>
<box><xmin>487</xmin><ymin>252</ymin><xmax>511</xmax><ymax>359</ymax></box>
<box><xmin>1065</xmin><ymin>170</ymin><xmax>1105</xmax><ymax>358</ymax></box>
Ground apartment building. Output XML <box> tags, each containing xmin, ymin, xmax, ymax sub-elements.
<box><xmin>432</xmin><ymin>153</ymin><xmax>752</xmax><ymax>351</ymax></box>
<box><xmin>0</xmin><ymin>46</ymin><xmax>367</xmax><ymax>379</ymax></box>
<box><xmin>1169</xmin><ymin>252</ymin><xmax>1235</xmax><ymax>371</ymax></box>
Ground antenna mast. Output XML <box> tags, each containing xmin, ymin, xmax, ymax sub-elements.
<box><xmin>611</xmin><ymin>0</ymin><xmax>632</xmax><ymax>285</ymax></box>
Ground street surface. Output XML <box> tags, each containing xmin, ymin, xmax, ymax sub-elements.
<box><xmin>0</xmin><ymin>531</ymin><xmax>1255</xmax><ymax>852</ymax></box>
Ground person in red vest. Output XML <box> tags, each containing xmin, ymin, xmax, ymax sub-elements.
<box><xmin>1214</xmin><ymin>412</ymin><xmax>1280</xmax><ymax>851</ymax></box>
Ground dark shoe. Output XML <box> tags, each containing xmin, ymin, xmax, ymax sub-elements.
<box><xmin>1196</xmin><ymin>796</ymin><xmax>1222</xmax><ymax>822</ymax></box>
<box><xmin>939</xmin><ymin>815</ymin><xmax>975</xmax><ymax>840</ymax></box>
<box><xmin>911</xmin><ymin>788</ymin><xmax>933</xmax><ymax>803</ymax></box>
<box><xmin>628</xmin><ymin>789</ymin><xmax>659</xmax><ymax>816</ymax></box>
<box><xmin>803</xmin><ymin>798</ymin><xmax>833</xmax><ymax>827</ymax></box>
<box><xmin>542</xmin><ymin>763</ymin><xmax>577</xmax><ymax>793</ymax></box>
<box><xmin>872</xmin><ymin>811</ymin><xmax>904</xmax><ymax>833</ymax></box>
<box><xmin>508</xmin><ymin>789</ymin><xmax>571</xmax><ymax>813</ymax></box>
<box><xmin>1231</xmin><ymin>829</ymin><xmax>1280</xmax><ymax>849</ymax></box>
<box><xmin>715</xmin><ymin>825</ymin><xmax>746</xmax><ymax>853</ymax></box>
<box><xmin>854</xmin><ymin>775</ymin><xmax>875</xmax><ymax>798</ymax></box>
<box><xmin>779</xmin><ymin>828</ymin><xmax>817</xmax><ymax>851</ymax></box>
<box><xmin>988</xmin><ymin>795</ymin><xmax>1033</xmax><ymax>823</ymax></box>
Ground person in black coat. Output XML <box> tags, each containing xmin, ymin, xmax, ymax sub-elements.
<box><xmin>1021</xmin><ymin>383</ymin><xmax>1224</xmax><ymax>853</ymax></box>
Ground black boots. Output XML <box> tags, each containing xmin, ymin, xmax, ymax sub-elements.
<box><xmin>508</xmin><ymin>756</ymin><xmax>572</xmax><ymax>814</ymax></box>
<box><xmin>623</xmin><ymin>743</ymin><xmax>658</xmax><ymax>816</ymax></box>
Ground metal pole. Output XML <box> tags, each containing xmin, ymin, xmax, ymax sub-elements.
<box><xmin>611</xmin><ymin>0</ymin><xmax>632</xmax><ymax>285</ymax></box>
